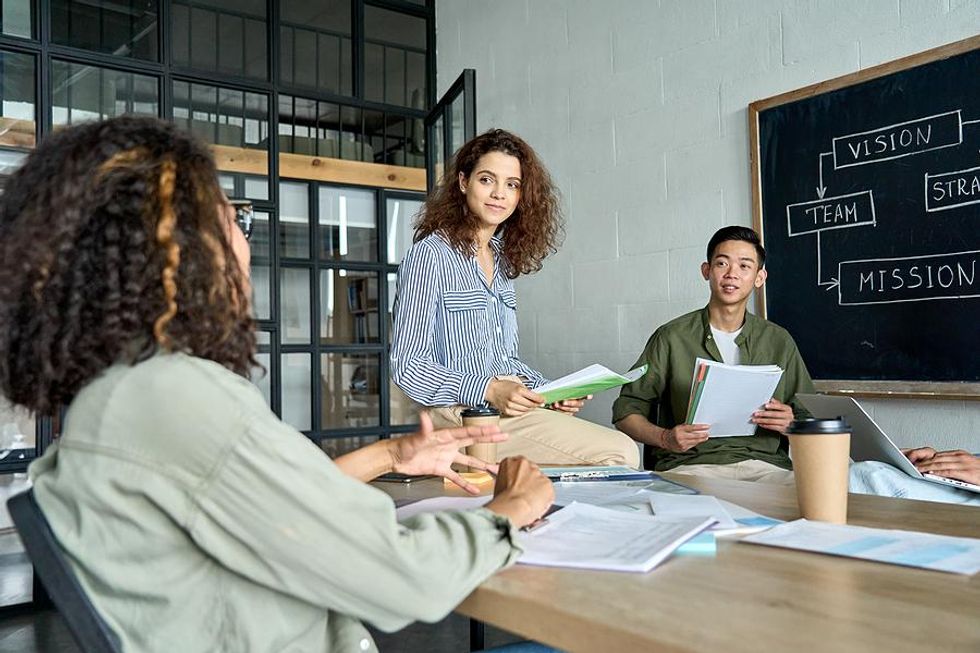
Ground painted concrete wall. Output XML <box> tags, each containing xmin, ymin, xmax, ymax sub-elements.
<box><xmin>435</xmin><ymin>0</ymin><xmax>979</xmax><ymax>451</ymax></box>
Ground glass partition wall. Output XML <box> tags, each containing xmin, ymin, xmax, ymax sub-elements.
<box><xmin>0</xmin><ymin>0</ymin><xmax>432</xmax><ymax>474</ymax></box>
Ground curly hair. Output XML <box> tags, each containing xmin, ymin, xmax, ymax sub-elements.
<box><xmin>414</xmin><ymin>129</ymin><xmax>564</xmax><ymax>278</ymax></box>
<box><xmin>0</xmin><ymin>116</ymin><xmax>256</xmax><ymax>415</ymax></box>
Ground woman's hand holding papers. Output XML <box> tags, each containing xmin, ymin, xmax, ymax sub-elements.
<box><xmin>904</xmin><ymin>447</ymin><xmax>980</xmax><ymax>485</ymax></box>
<box><xmin>750</xmin><ymin>398</ymin><xmax>795</xmax><ymax>433</ymax></box>
<box><xmin>486</xmin><ymin>379</ymin><xmax>546</xmax><ymax>417</ymax></box>
<box><xmin>388</xmin><ymin>412</ymin><xmax>508</xmax><ymax>494</ymax></box>
<box><xmin>661</xmin><ymin>424</ymin><xmax>710</xmax><ymax>452</ymax></box>
<box><xmin>485</xmin><ymin>457</ymin><xmax>555</xmax><ymax>528</ymax></box>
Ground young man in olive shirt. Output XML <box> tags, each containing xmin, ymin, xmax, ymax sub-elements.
<box><xmin>613</xmin><ymin>226</ymin><xmax>815</xmax><ymax>482</ymax></box>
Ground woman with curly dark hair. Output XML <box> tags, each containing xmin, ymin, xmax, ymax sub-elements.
<box><xmin>0</xmin><ymin>116</ymin><xmax>555</xmax><ymax>652</ymax></box>
<box><xmin>392</xmin><ymin>129</ymin><xmax>638</xmax><ymax>466</ymax></box>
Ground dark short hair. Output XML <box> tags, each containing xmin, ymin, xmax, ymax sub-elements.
<box><xmin>706</xmin><ymin>226</ymin><xmax>766</xmax><ymax>267</ymax></box>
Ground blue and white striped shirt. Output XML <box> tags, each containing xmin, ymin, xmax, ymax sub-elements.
<box><xmin>391</xmin><ymin>233</ymin><xmax>548</xmax><ymax>407</ymax></box>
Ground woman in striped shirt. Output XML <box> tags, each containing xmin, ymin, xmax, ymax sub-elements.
<box><xmin>392</xmin><ymin>129</ymin><xmax>639</xmax><ymax>467</ymax></box>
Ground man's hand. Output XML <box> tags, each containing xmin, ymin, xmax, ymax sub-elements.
<box><xmin>485</xmin><ymin>456</ymin><xmax>555</xmax><ymax>528</ymax></box>
<box><xmin>908</xmin><ymin>448</ymin><xmax>980</xmax><ymax>486</ymax></box>
<box><xmin>549</xmin><ymin>395</ymin><xmax>592</xmax><ymax>415</ymax></box>
<box><xmin>485</xmin><ymin>379</ymin><xmax>545</xmax><ymax>417</ymax></box>
<box><xmin>660</xmin><ymin>423</ymin><xmax>710</xmax><ymax>452</ymax></box>
<box><xmin>388</xmin><ymin>412</ymin><xmax>508</xmax><ymax>494</ymax></box>
<box><xmin>751</xmin><ymin>398</ymin><xmax>795</xmax><ymax>433</ymax></box>
<box><xmin>902</xmin><ymin>446</ymin><xmax>937</xmax><ymax>464</ymax></box>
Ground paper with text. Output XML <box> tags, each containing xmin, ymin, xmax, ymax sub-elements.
<box><xmin>534</xmin><ymin>364</ymin><xmax>648</xmax><ymax>404</ymax></box>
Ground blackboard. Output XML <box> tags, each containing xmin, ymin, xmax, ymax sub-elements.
<box><xmin>750</xmin><ymin>36</ymin><xmax>980</xmax><ymax>393</ymax></box>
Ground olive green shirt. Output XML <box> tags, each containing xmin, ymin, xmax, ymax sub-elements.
<box><xmin>29</xmin><ymin>353</ymin><xmax>521</xmax><ymax>653</ymax></box>
<box><xmin>612</xmin><ymin>307</ymin><xmax>815</xmax><ymax>472</ymax></box>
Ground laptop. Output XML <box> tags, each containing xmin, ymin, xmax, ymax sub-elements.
<box><xmin>797</xmin><ymin>394</ymin><xmax>980</xmax><ymax>494</ymax></box>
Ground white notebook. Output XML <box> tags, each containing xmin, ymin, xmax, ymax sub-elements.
<box><xmin>686</xmin><ymin>358</ymin><xmax>783</xmax><ymax>437</ymax></box>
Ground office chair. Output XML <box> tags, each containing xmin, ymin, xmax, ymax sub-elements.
<box><xmin>7</xmin><ymin>490</ymin><xmax>122</xmax><ymax>653</ymax></box>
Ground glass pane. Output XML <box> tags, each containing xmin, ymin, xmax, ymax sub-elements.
<box><xmin>386</xmin><ymin>196</ymin><xmax>423</xmax><ymax>264</ymax></box>
<box><xmin>0</xmin><ymin>396</ymin><xmax>35</xmax><ymax>465</ymax></box>
<box><xmin>280</xmin><ymin>181</ymin><xmax>310</xmax><ymax>258</ymax></box>
<box><xmin>339</xmin><ymin>106</ymin><xmax>365</xmax><ymax>161</ymax></box>
<box><xmin>172</xmin><ymin>81</ymin><xmax>269</xmax><ymax>198</ymax></box>
<box><xmin>1</xmin><ymin>0</ymin><xmax>32</xmax><ymax>38</ymax></box>
<box><xmin>256</xmin><ymin>331</ymin><xmax>271</xmax><ymax>345</ymax></box>
<box><xmin>218</xmin><ymin>173</ymin><xmax>235</xmax><ymax>194</ymax></box>
<box><xmin>363</xmin><ymin>109</ymin><xmax>384</xmax><ymax>164</ymax></box>
<box><xmin>280</xmin><ymin>0</ymin><xmax>351</xmax><ymax>95</ymax></box>
<box><xmin>280</xmin><ymin>267</ymin><xmax>311</xmax><ymax>344</ymax></box>
<box><xmin>0</xmin><ymin>150</ymin><xmax>28</xmax><ymax>196</ymax></box>
<box><xmin>321</xmin><ymin>352</ymin><xmax>380</xmax><ymax>429</ymax></box>
<box><xmin>320</xmin><ymin>269</ymin><xmax>379</xmax><ymax>344</ymax></box>
<box><xmin>390</xmin><ymin>382</ymin><xmax>419</xmax><ymax>426</ymax></box>
<box><xmin>0</xmin><ymin>472</ymin><xmax>34</xmax><ymax>606</ymax></box>
<box><xmin>430</xmin><ymin>114</ymin><xmax>444</xmax><ymax>185</ymax></box>
<box><xmin>249</xmin><ymin>209</ymin><xmax>271</xmax><ymax>320</ymax></box>
<box><xmin>281</xmin><ymin>353</ymin><xmax>311</xmax><ymax>431</ymax></box>
<box><xmin>319</xmin><ymin>436</ymin><xmax>378</xmax><ymax>458</ymax></box>
<box><xmin>0</xmin><ymin>51</ymin><xmax>35</xmax><ymax>151</ymax></box>
<box><xmin>252</xmin><ymin>351</ymin><xmax>271</xmax><ymax>407</ymax></box>
<box><xmin>242</xmin><ymin>175</ymin><xmax>269</xmax><ymax>200</ymax></box>
<box><xmin>319</xmin><ymin>185</ymin><xmax>377</xmax><ymax>261</ymax></box>
<box><xmin>172</xmin><ymin>0</ymin><xmax>267</xmax><ymax>80</ymax></box>
<box><xmin>450</xmin><ymin>93</ymin><xmax>466</xmax><ymax>158</ymax></box>
<box><xmin>52</xmin><ymin>61</ymin><xmax>159</xmax><ymax>126</ymax></box>
<box><xmin>364</xmin><ymin>6</ymin><xmax>425</xmax><ymax>108</ymax></box>
<box><xmin>51</xmin><ymin>1</ymin><xmax>159</xmax><ymax>60</ymax></box>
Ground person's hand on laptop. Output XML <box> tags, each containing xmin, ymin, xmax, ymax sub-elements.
<box><xmin>903</xmin><ymin>447</ymin><xmax>980</xmax><ymax>485</ymax></box>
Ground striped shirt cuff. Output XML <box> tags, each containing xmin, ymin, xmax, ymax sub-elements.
<box><xmin>459</xmin><ymin>374</ymin><xmax>494</xmax><ymax>408</ymax></box>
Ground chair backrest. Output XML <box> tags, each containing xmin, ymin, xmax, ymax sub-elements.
<box><xmin>7</xmin><ymin>490</ymin><xmax>122</xmax><ymax>653</ymax></box>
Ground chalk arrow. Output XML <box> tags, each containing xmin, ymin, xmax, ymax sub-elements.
<box><xmin>819</xmin><ymin>278</ymin><xmax>840</xmax><ymax>291</ymax></box>
<box><xmin>817</xmin><ymin>152</ymin><xmax>832</xmax><ymax>199</ymax></box>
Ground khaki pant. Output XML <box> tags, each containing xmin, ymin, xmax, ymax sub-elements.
<box><xmin>668</xmin><ymin>459</ymin><xmax>795</xmax><ymax>484</ymax></box>
<box><xmin>428</xmin><ymin>405</ymin><xmax>640</xmax><ymax>467</ymax></box>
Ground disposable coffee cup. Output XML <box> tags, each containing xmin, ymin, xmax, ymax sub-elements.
<box><xmin>787</xmin><ymin>416</ymin><xmax>851</xmax><ymax>524</ymax></box>
<box><xmin>460</xmin><ymin>406</ymin><xmax>500</xmax><ymax>471</ymax></box>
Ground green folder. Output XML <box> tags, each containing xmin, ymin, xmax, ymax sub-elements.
<box><xmin>535</xmin><ymin>364</ymin><xmax>649</xmax><ymax>404</ymax></box>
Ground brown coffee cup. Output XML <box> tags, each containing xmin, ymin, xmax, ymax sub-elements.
<box><xmin>787</xmin><ymin>416</ymin><xmax>851</xmax><ymax>524</ymax></box>
<box><xmin>460</xmin><ymin>406</ymin><xmax>500</xmax><ymax>472</ymax></box>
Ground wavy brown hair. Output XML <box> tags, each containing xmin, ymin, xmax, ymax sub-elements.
<box><xmin>414</xmin><ymin>128</ymin><xmax>563</xmax><ymax>278</ymax></box>
<box><xmin>0</xmin><ymin>116</ymin><xmax>256</xmax><ymax>415</ymax></box>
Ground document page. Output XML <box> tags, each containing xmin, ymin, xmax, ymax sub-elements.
<box><xmin>517</xmin><ymin>503</ymin><xmax>715</xmax><ymax>572</ymax></box>
<box><xmin>534</xmin><ymin>364</ymin><xmax>648</xmax><ymax>404</ymax></box>
<box><xmin>647</xmin><ymin>492</ymin><xmax>738</xmax><ymax>530</ymax></box>
<box><xmin>687</xmin><ymin>358</ymin><xmax>783</xmax><ymax>437</ymax></box>
<box><xmin>742</xmin><ymin>519</ymin><xmax>980</xmax><ymax>575</ymax></box>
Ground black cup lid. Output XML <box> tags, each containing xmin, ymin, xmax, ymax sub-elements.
<box><xmin>786</xmin><ymin>417</ymin><xmax>850</xmax><ymax>434</ymax></box>
<box><xmin>461</xmin><ymin>405</ymin><xmax>500</xmax><ymax>418</ymax></box>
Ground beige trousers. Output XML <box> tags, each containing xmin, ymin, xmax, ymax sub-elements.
<box><xmin>668</xmin><ymin>459</ymin><xmax>795</xmax><ymax>484</ymax></box>
<box><xmin>428</xmin><ymin>405</ymin><xmax>640</xmax><ymax>467</ymax></box>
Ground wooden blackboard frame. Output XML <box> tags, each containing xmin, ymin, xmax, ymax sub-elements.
<box><xmin>749</xmin><ymin>34</ymin><xmax>980</xmax><ymax>401</ymax></box>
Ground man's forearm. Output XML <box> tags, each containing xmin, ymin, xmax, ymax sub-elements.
<box><xmin>615</xmin><ymin>414</ymin><xmax>667</xmax><ymax>448</ymax></box>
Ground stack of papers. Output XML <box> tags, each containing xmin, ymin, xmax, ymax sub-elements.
<box><xmin>541</xmin><ymin>465</ymin><xmax>656</xmax><ymax>482</ymax></box>
<box><xmin>686</xmin><ymin>357</ymin><xmax>784</xmax><ymax>436</ymax></box>
<box><xmin>516</xmin><ymin>503</ymin><xmax>715</xmax><ymax>572</ymax></box>
<box><xmin>742</xmin><ymin>519</ymin><xmax>980</xmax><ymax>575</ymax></box>
<box><xmin>534</xmin><ymin>364</ymin><xmax>648</xmax><ymax>404</ymax></box>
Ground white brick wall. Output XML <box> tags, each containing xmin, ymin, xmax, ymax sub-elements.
<box><xmin>435</xmin><ymin>0</ymin><xmax>980</xmax><ymax>449</ymax></box>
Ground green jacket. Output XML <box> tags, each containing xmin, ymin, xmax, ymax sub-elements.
<box><xmin>612</xmin><ymin>306</ymin><xmax>815</xmax><ymax>471</ymax></box>
<box><xmin>30</xmin><ymin>353</ymin><xmax>520</xmax><ymax>652</ymax></box>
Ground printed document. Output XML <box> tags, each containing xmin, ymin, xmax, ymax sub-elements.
<box><xmin>742</xmin><ymin>519</ymin><xmax>980</xmax><ymax>575</ymax></box>
<box><xmin>686</xmin><ymin>358</ymin><xmax>783</xmax><ymax>437</ymax></box>
<box><xmin>534</xmin><ymin>364</ymin><xmax>648</xmax><ymax>404</ymax></box>
<box><xmin>517</xmin><ymin>502</ymin><xmax>715</xmax><ymax>572</ymax></box>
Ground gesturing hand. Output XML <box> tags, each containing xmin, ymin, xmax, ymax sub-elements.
<box><xmin>661</xmin><ymin>423</ymin><xmax>710</xmax><ymax>452</ymax></box>
<box><xmin>388</xmin><ymin>412</ymin><xmax>508</xmax><ymax>494</ymax></box>
<box><xmin>485</xmin><ymin>457</ymin><xmax>555</xmax><ymax>528</ymax></box>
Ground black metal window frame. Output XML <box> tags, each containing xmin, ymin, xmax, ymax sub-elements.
<box><xmin>0</xmin><ymin>0</ymin><xmax>435</xmax><ymax>472</ymax></box>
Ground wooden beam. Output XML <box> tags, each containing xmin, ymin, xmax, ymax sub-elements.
<box><xmin>211</xmin><ymin>144</ymin><xmax>426</xmax><ymax>191</ymax></box>
<box><xmin>0</xmin><ymin>118</ymin><xmax>36</xmax><ymax>149</ymax></box>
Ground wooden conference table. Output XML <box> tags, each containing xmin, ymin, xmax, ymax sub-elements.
<box><xmin>377</xmin><ymin>474</ymin><xmax>980</xmax><ymax>653</ymax></box>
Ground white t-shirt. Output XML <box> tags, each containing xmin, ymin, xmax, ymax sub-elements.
<box><xmin>710</xmin><ymin>325</ymin><xmax>743</xmax><ymax>365</ymax></box>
